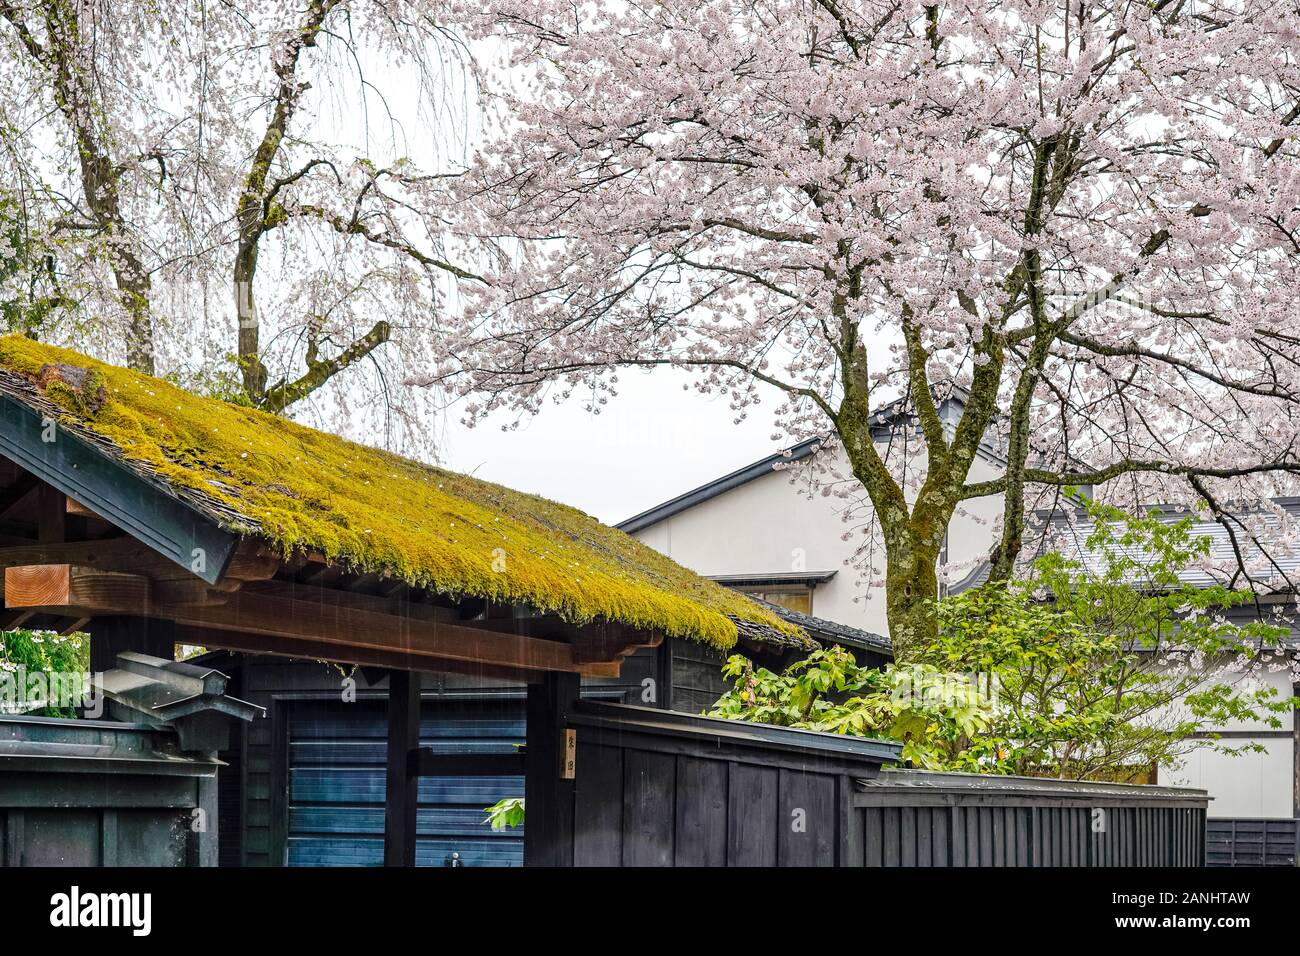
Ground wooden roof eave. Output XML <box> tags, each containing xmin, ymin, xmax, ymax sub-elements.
<box><xmin>0</xmin><ymin>385</ymin><xmax>678</xmax><ymax>678</ymax></box>
<box><xmin>0</xmin><ymin>413</ymin><xmax>663</xmax><ymax>678</ymax></box>
<box><xmin>0</xmin><ymin>389</ymin><xmax>240</xmax><ymax>586</ymax></box>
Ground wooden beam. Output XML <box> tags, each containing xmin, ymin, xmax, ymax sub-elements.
<box><xmin>169</xmin><ymin>590</ymin><xmax>607</xmax><ymax>674</ymax></box>
<box><xmin>5</xmin><ymin>563</ymin><xmax>149</xmax><ymax>610</ymax></box>
<box><xmin>4</xmin><ymin>564</ymin><xmax>622</xmax><ymax>677</ymax></box>
<box><xmin>152</xmin><ymin>579</ymin><xmax>231</xmax><ymax>606</ymax></box>
<box><xmin>384</xmin><ymin>669</ymin><xmax>420</xmax><ymax>867</ymax></box>
<box><xmin>242</xmin><ymin>578</ymin><xmax>457</xmax><ymax>624</ymax></box>
<box><xmin>65</xmin><ymin>496</ymin><xmax>97</xmax><ymax>517</ymax></box>
<box><xmin>245</xmin><ymin>579</ymin><xmax>655</xmax><ymax>663</ymax></box>
<box><xmin>569</xmin><ymin>625</ymin><xmax>662</xmax><ymax>663</ymax></box>
<box><xmin>0</xmin><ymin>609</ymin><xmax>34</xmax><ymax>630</ymax></box>
<box><xmin>0</xmin><ymin>537</ymin><xmax>278</xmax><ymax>585</ymax></box>
<box><xmin>167</xmin><ymin>625</ymin><xmax>549</xmax><ymax>683</ymax></box>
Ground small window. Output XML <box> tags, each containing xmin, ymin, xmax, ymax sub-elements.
<box><xmin>736</xmin><ymin>587</ymin><xmax>812</xmax><ymax>615</ymax></box>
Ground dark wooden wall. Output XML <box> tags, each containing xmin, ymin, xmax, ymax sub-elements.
<box><xmin>668</xmin><ymin>640</ymin><xmax>728</xmax><ymax>714</ymax></box>
<box><xmin>556</xmin><ymin>706</ymin><xmax>1210</xmax><ymax>868</ymax></box>
<box><xmin>855</xmin><ymin>772</ymin><xmax>1208</xmax><ymax>867</ymax></box>
<box><xmin>564</xmin><ymin>701</ymin><xmax>899</xmax><ymax>867</ymax></box>
<box><xmin>0</xmin><ymin>715</ymin><xmax>215</xmax><ymax>866</ymax></box>
<box><xmin>573</xmin><ymin>742</ymin><xmax>851</xmax><ymax>866</ymax></box>
<box><xmin>857</xmin><ymin>804</ymin><xmax>1206</xmax><ymax>866</ymax></box>
<box><xmin>210</xmin><ymin>645</ymin><xmax>661</xmax><ymax>866</ymax></box>
<box><xmin>1206</xmin><ymin>818</ymin><xmax>1297</xmax><ymax>866</ymax></box>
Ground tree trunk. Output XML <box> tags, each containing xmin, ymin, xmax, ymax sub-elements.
<box><xmin>233</xmin><ymin>238</ymin><xmax>267</xmax><ymax>401</ymax></box>
<box><xmin>39</xmin><ymin>2</ymin><xmax>155</xmax><ymax>373</ymax></box>
<box><xmin>883</xmin><ymin>538</ymin><xmax>941</xmax><ymax>660</ymax></box>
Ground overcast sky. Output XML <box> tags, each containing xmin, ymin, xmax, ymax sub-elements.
<box><xmin>439</xmin><ymin>369</ymin><xmax>786</xmax><ymax>525</ymax></box>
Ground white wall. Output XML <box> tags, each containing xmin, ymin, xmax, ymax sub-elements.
<box><xmin>633</xmin><ymin>443</ymin><xmax>1003</xmax><ymax>635</ymax></box>
<box><xmin>1171</xmin><ymin>740</ymin><xmax>1293</xmax><ymax>819</ymax></box>
<box><xmin>1160</xmin><ymin>666</ymin><xmax>1295</xmax><ymax>819</ymax></box>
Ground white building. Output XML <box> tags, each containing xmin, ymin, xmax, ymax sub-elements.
<box><xmin>618</xmin><ymin>400</ymin><xmax>1299</xmax><ymax>865</ymax></box>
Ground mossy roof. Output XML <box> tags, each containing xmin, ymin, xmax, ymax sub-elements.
<box><xmin>0</xmin><ymin>335</ymin><xmax>809</xmax><ymax>651</ymax></box>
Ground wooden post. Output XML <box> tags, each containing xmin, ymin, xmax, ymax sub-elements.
<box><xmin>186</xmin><ymin>770</ymin><xmax>220</xmax><ymax>867</ymax></box>
<box><xmin>383</xmin><ymin>669</ymin><xmax>421</xmax><ymax>867</ymax></box>
<box><xmin>1292</xmin><ymin>682</ymin><xmax>1299</xmax><ymax>867</ymax></box>
<box><xmin>36</xmin><ymin>482</ymin><xmax>66</xmax><ymax>544</ymax></box>
<box><xmin>654</xmin><ymin>640</ymin><xmax>673</xmax><ymax>711</ymax></box>
<box><xmin>524</xmin><ymin>671</ymin><xmax>580</xmax><ymax>867</ymax></box>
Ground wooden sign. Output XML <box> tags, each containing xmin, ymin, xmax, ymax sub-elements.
<box><xmin>561</xmin><ymin>729</ymin><xmax>577</xmax><ymax>779</ymax></box>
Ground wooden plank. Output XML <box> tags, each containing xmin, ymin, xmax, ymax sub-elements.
<box><xmin>931</xmin><ymin>806</ymin><xmax>949</xmax><ymax>867</ymax></box>
<box><xmin>915</xmin><ymin>807</ymin><xmax>933</xmax><ymax>867</ymax></box>
<box><xmin>1015</xmin><ymin>809</ymin><xmax>1029</xmax><ymax>866</ymax></box>
<box><xmin>862</xmin><ymin>807</ymin><xmax>884</xmax><ymax>867</ymax></box>
<box><xmin>726</xmin><ymin>763</ymin><xmax>778</xmax><ymax>866</ymax></box>
<box><xmin>383</xmin><ymin>669</ymin><xmax>420</xmax><ymax>867</ymax></box>
<box><xmin>881</xmin><ymin>807</ymin><xmax>901</xmax><ymax>866</ymax></box>
<box><xmin>777</xmin><ymin>769</ymin><xmax>835</xmax><ymax>867</ymax></box>
<box><xmin>980</xmin><ymin>807</ymin><xmax>994</xmax><ymax>865</ymax></box>
<box><xmin>621</xmin><ymin>750</ymin><xmax>675</xmax><ymax>866</ymax></box>
<box><xmin>900</xmin><ymin>806</ymin><xmax>917</xmax><ymax>867</ymax></box>
<box><xmin>573</xmin><ymin>743</ymin><xmax>623</xmax><ymax>866</ymax></box>
<box><xmin>838</xmin><ymin>774</ymin><xmax>863</xmax><ymax>867</ymax></box>
<box><xmin>951</xmin><ymin>807</ymin><xmax>966</xmax><ymax>867</ymax></box>
<box><xmin>674</xmin><ymin>756</ymin><xmax>727</xmax><ymax>866</ymax></box>
<box><xmin>3</xmin><ymin>811</ymin><xmax>23</xmax><ymax>866</ymax></box>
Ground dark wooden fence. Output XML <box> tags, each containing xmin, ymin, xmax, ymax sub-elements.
<box><xmin>1206</xmin><ymin>818</ymin><xmax>1297</xmax><ymax>867</ymax></box>
<box><xmin>567</xmin><ymin>700</ymin><xmax>899</xmax><ymax>866</ymax></box>
<box><xmin>855</xmin><ymin>771</ymin><xmax>1207</xmax><ymax>866</ymax></box>
<box><xmin>0</xmin><ymin>714</ymin><xmax>219</xmax><ymax>866</ymax></box>
<box><xmin>562</xmin><ymin>701</ymin><xmax>1210</xmax><ymax>867</ymax></box>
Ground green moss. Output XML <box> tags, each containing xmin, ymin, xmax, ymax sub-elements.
<box><xmin>0</xmin><ymin>335</ymin><xmax>804</xmax><ymax>649</ymax></box>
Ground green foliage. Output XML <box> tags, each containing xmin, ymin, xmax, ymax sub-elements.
<box><xmin>710</xmin><ymin>500</ymin><xmax>1296</xmax><ymax>780</ymax></box>
<box><xmin>0</xmin><ymin>628</ymin><xmax>90</xmax><ymax>718</ymax></box>
<box><xmin>708</xmin><ymin>646</ymin><xmax>1000</xmax><ymax>771</ymax></box>
<box><xmin>483</xmin><ymin>797</ymin><xmax>525</xmax><ymax>831</ymax></box>
<box><xmin>0</xmin><ymin>196</ymin><xmax>68</xmax><ymax>338</ymax></box>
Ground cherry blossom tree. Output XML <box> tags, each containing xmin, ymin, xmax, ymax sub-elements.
<box><xmin>433</xmin><ymin>0</ymin><xmax>1300</xmax><ymax>655</ymax></box>
<box><xmin>0</xmin><ymin>0</ymin><xmax>473</xmax><ymax>434</ymax></box>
